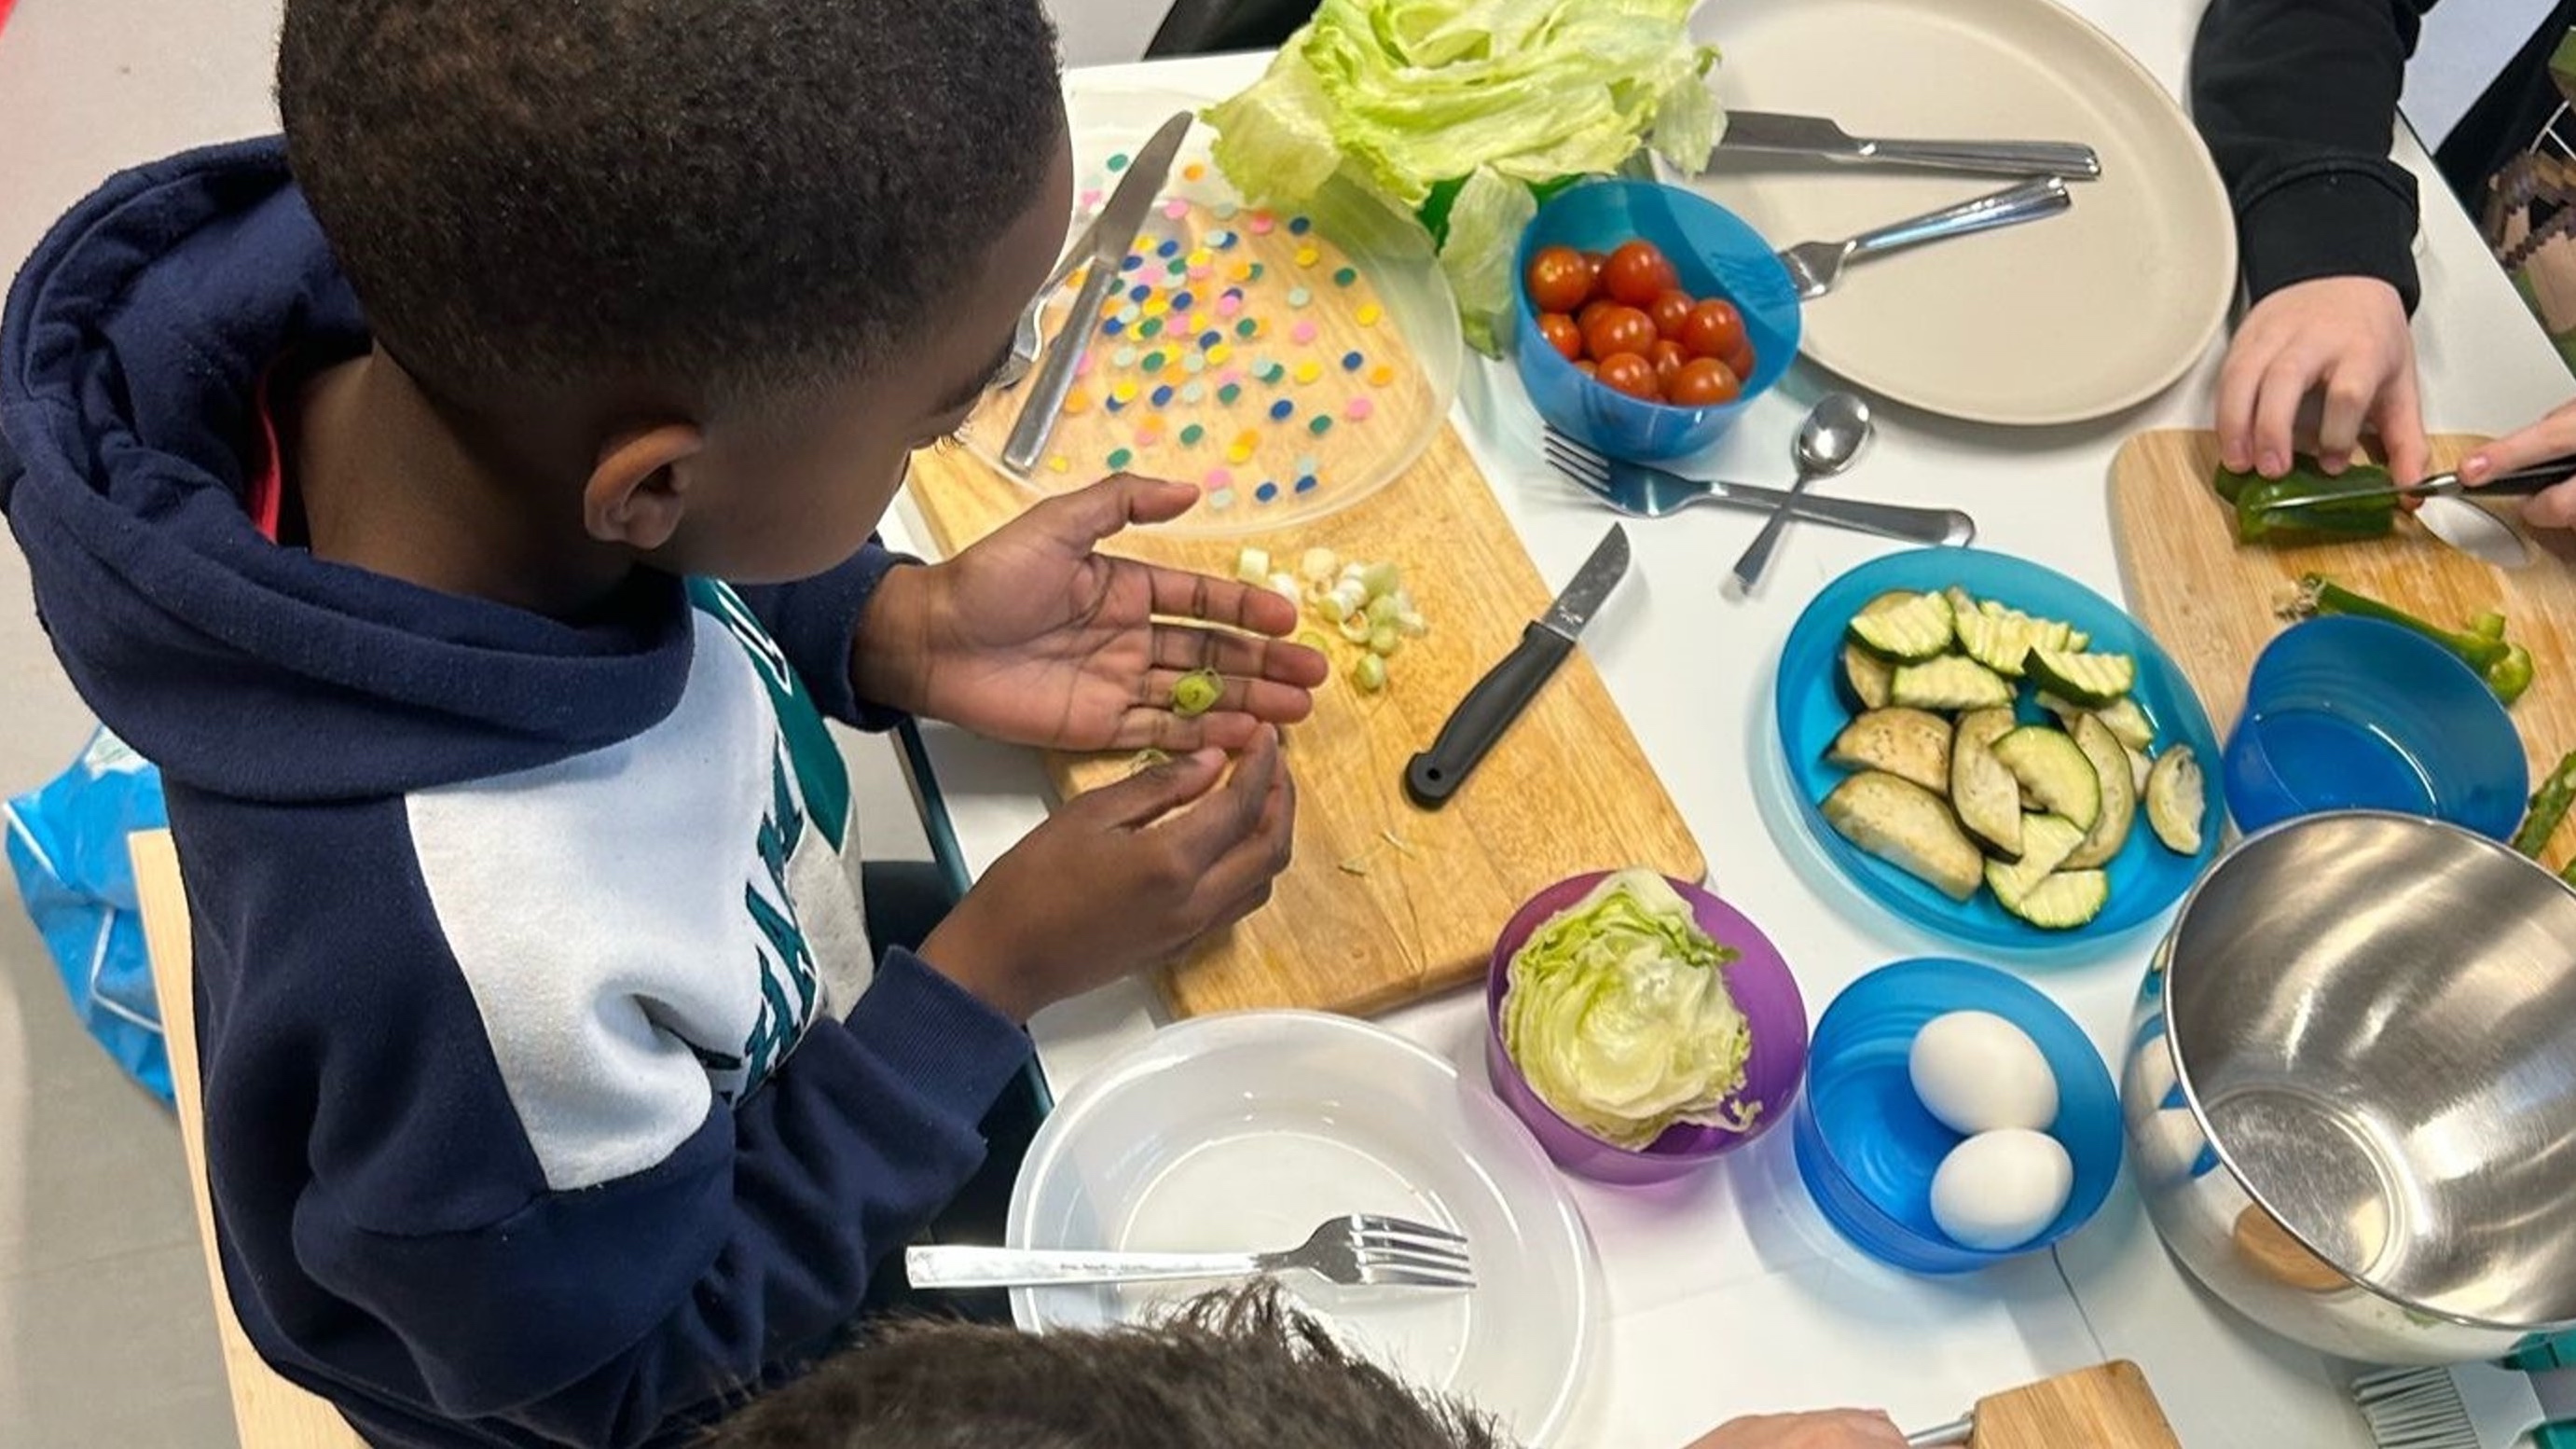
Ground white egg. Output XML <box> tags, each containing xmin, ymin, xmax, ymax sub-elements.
<box><xmin>1908</xmin><ymin>1010</ymin><xmax>2059</xmax><ymax>1134</ymax></box>
<box><xmin>1930</xmin><ymin>1129</ymin><xmax>2074</xmax><ymax>1251</ymax></box>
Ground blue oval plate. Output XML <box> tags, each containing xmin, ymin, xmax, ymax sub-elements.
<box><xmin>1772</xmin><ymin>549</ymin><xmax>2224</xmax><ymax>950</ymax></box>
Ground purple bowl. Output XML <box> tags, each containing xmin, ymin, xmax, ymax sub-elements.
<box><xmin>1484</xmin><ymin>872</ymin><xmax>1811</xmax><ymax>1185</ymax></box>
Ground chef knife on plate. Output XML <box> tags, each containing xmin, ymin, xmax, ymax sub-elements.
<box><xmin>1001</xmin><ymin>110</ymin><xmax>1192</xmax><ymax>473</ymax></box>
<box><xmin>1714</xmin><ymin>110</ymin><xmax>2101</xmax><ymax>180</ymax></box>
<box><xmin>1405</xmin><ymin>525</ymin><xmax>1630</xmax><ymax>809</ymax></box>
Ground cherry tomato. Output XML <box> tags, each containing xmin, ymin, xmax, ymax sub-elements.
<box><xmin>1579</xmin><ymin>304</ymin><xmax>1658</xmax><ymax>364</ymax></box>
<box><xmin>1580</xmin><ymin>250</ymin><xmax>1608</xmax><ymax>287</ymax></box>
<box><xmin>1649</xmin><ymin>338</ymin><xmax>1690</xmax><ymax>388</ymax></box>
<box><xmin>1593</xmin><ymin>351</ymin><xmax>1662</xmax><ymax>402</ymax></box>
<box><xmin>1724</xmin><ymin>338</ymin><xmax>1757</xmax><ymax>383</ymax></box>
<box><xmin>1573</xmin><ymin>358</ymin><xmax>1599</xmax><ymax>379</ymax></box>
<box><xmin>1602</xmin><ymin>240</ymin><xmax>1681</xmax><ymax>309</ymax></box>
<box><xmin>1538</xmin><ymin>311</ymin><xmax>1584</xmax><ymax>362</ymax></box>
<box><xmin>1678</xmin><ymin>297</ymin><xmax>1747</xmax><ymax>360</ymax></box>
<box><xmin>1524</xmin><ymin>245</ymin><xmax>1596</xmax><ymax>315</ymax></box>
<box><xmin>1646</xmin><ymin>288</ymin><xmax>1696</xmax><ymax>341</ymax></box>
<box><xmin>1667</xmin><ymin>356</ymin><xmax>1743</xmax><ymax>407</ymax></box>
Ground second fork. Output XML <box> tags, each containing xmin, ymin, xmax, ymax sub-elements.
<box><xmin>1543</xmin><ymin>429</ymin><xmax>1974</xmax><ymax>547</ymax></box>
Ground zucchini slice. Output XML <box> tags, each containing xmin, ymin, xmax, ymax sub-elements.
<box><xmin>1892</xmin><ymin>656</ymin><xmax>2015</xmax><ymax>712</ymax></box>
<box><xmin>2145</xmin><ymin>745</ymin><xmax>2207</xmax><ymax>854</ymax></box>
<box><xmin>1984</xmin><ymin>813</ymin><xmax>2088</xmax><ymax>908</ymax></box>
<box><xmin>2126</xmin><ymin>743</ymin><xmax>2154</xmax><ymax>795</ymax></box>
<box><xmin>2001</xmin><ymin>869</ymin><xmax>2111</xmax><ymax>931</ymax></box>
<box><xmin>1992</xmin><ymin>727</ymin><xmax>2101</xmax><ymax>831</ymax></box>
<box><xmin>1949</xmin><ymin>708</ymin><xmax>2024</xmax><ymax>857</ymax></box>
<box><xmin>2028</xmin><ymin>650</ymin><xmax>2137</xmax><ymax>708</ymax></box>
<box><xmin>1839</xmin><ymin>592</ymin><xmax>1916</xmax><ymax>711</ymax></box>
<box><xmin>2062</xmin><ymin>713</ymin><xmax>2138</xmax><ymax>870</ymax></box>
<box><xmin>2092</xmin><ymin>697</ymin><xmax>2156</xmax><ymax>752</ymax></box>
<box><xmin>1822</xmin><ymin>771</ymin><xmax>1985</xmax><ymax>903</ymax></box>
<box><xmin>1826</xmin><ymin>708</ymin><xmax>1953</xmax><ymax>795</ymax></box>
<box><xmin>1847</xmin><ymin>592</ymin><xmax>1956</xmax><ymax>662</ymax></box>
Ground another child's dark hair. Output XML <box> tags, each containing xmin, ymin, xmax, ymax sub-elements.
<box><xmin>696</xmin><ymin>1283</ymin><xmax>1514</xmax><ymax>1449</ymax></box>
<box><xmin>277</xmin><ymin>0</ymin><xmax>1063</xmax><ymax>406</ymax></box>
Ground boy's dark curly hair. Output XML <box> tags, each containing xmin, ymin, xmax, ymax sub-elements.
<box><xmin>277</xmin><ymin>0</ymin><xmax>1063</xmax><ymax>406</ymax></box>
<box><xmin>697</xmin><ymin>1283</ymin><xmax>1512</xmax><ymax>1449</ymax></box>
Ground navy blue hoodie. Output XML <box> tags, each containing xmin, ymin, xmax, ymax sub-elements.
<box><xmin>0</xmin><ymin>139</ymin><xmax>1035</xmax><ymax>1448</ymax></box>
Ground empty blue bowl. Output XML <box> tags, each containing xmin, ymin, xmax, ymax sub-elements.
<box><xmin>2223</xmin><ymin>616</ymin><xmax>2527</xmax><ymax>841</ymax></box>
<box><xmin>1794</xmin><ymin>959</ymin><xmax>2123</xmax><ymax>1275</ymax></box>
<box><xmin>1511</xmin><ymin>180</ymin><xmax>1801</xmax><ymax>462</ymax></box>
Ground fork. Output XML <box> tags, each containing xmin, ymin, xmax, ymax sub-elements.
<box><xmin>903</xmin><ymin>1214</ymin><xmax>1476</xmax><ymax>1291</ymax></box>
<box><xmin>1543</xmin><ymin>429</ymin><xmax>1975</xmax><ymax>546</ymax></box>
<box><xmin>1777</xmin><ymin>175</ymin><xmax>2072</xmax><ymax>301</ymax></box>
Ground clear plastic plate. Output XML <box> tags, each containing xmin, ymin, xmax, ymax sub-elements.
<box><xmin>1007</xmin><ymin>1012</ymin><xmax>1603</xmax><ymax>1445</ymax></box>
<box><xmin>957</xmin><ymin>87</ymin><xmax>1463</xmax><ymax>538</ymax></box>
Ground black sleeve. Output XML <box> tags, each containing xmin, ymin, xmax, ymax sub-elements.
<box><xmin>2189</xmin><ymin>0</ymin><xmax>2436</xmax><ymax>310</ymax></box>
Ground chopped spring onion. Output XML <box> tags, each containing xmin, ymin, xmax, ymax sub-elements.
<box><xmin>1295</xmin><ymin>628</ymin><xmax>1332</xmax><ymax>654</ymax></box>
<box><xmin>1299</xmin><ymin>547</ymin><xmax>1340</xmax><ymax>584</ymax></box>
<box><xmin>1369</xmin><ymin>624</ymin><xmax>1402</xmax><ymax>656</ymax></box>
<box><xmin>1233</xmin><ymin>547</ymin><xmax>1272</xmax><ymax>586</ymax></box>
<box><xmin>1365</xmin><ymin>593</ymin><xmax>1401</xmax><ymax>628</ymax></box>
<box><xmin>1172</xmin><ymin>667</ymin><xmax>1224</xmax><ymax>717</ymax></box>
<box><xmin>1359</xmin><ymin>560</ymin><xmax>1401</xmax><ymax>598</ymax></box>
<box><xmin>1267</xmin><ymin>572</ymin><xmax>1301</xmax><ymax>608</ymax></box>
<box><xmin>1353</xmin><ymin>654</ymin><xmax>1388</xmax><ymax>693</ymax></box>
<box><xmin>1127</xmin><ymin>748</ymin><xmax>1171</xmax><ymax>776</ymax></box>
<box><xmin>1323</xmin><ymin>578</ymin><xmax>1369</xmax><ymax>618</ymax></box>
<box><xmin>1338</xmin><ymin>611</ymin><xmax>1374</xmax><ymax>644</ymax></box>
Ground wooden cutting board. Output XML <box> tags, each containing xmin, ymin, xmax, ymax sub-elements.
<box><xmin>905</xmin><ymin>427</ymin><xmax>1705</xmax><ymax>1018</ymax></box>
<box><xmin>2110</xmin><ymin>430</ymin><xmax>2576</xmax><ymax>870</ymax></box>
<box><xmin>1955</xmin><ymin>1361</ymin><xmax>2182</xmax><ymax>1447</ymax></box>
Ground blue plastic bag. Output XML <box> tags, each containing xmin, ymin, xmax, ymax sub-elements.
<box><xmin>4</xmin><ymin>729</ymin><xmax>172</xmax><ymax>1104</ymax></box>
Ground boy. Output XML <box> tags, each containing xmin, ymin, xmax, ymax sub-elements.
<box><xmin>703</xmin><ymin>1285</ymin><xmax>1908</xmax><ymax>1449</ymax></box>
<box><xmin>0</xmin><ymin>2</ymin><xmax>1320</xmax><ymax>1446</ymax></box>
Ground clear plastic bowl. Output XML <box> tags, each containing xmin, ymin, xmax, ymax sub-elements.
<box><xmin>957</xmin><ymin>86</ymin><xmax>1462</xmax><ymax>538</ymax></box>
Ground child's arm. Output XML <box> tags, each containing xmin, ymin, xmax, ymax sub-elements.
<box><xmin>725</xmin><ymin>535</ymin><xmax>918</xmax><ymax>729</ymax></box>
<box><xmin>2191</xmin><ymin>0</ymin><xmax>2430</xmax><ymax>310</ymax></box>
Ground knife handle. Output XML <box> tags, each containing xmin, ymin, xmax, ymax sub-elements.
<box><xmin>2465</xmin><ymin>455</ymin><xmax>2576</xmax><ymax>495</ymax></box>
<box><xmin>1405</xmin><ymin>623</ymin><xmax>1574</xmax><ymax>809</ymax></box>
<box><xmin>1002</xmin><ymin>261</ymin><xmax>1120</xmax><ymax>473</ymax></box>
<box><xmin>1861</xmin><ymin>139</ymin><xmax>2101</xmax><ymax>179</ymax></box>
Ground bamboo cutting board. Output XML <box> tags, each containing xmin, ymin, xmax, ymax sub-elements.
<box><xmin>2110</xmin><ymin>430</ymin><xmax>2576</xmax><ymax>870</ymax></box>
<box><xmin>905</xmin><ymin>427</ymin><xmax>1705</xmax><ymax>1018</ymax></box>
<box><xmin>1954</xmin><ymin>1361</ymin><xmax>2182</xmax><ymax>1447</ymax></box>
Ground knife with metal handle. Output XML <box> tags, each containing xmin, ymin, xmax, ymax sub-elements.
<box><xmin>2270</xmin><ymin>454</ymin><xmax>2576</xmax><ymax>508</ymax></box>
<box><xmin>1717</xmin><ymin>110</ymin><xmax>2101</xmax><ymax>179</ymax></box>
<box><xmin>1001</xmin><ymin>111</ymin><xmax>1192</xmax><ymax>473</ymax></box>
<box><xmin>1404</xmin><ymin>525</ymin><xmax>1629</xmax><ymax>809</ymax></box>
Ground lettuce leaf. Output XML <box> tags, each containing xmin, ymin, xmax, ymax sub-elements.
<box><xmin>1205</xmin><ymin>0</ymin><xmax>1721</xmax><ymax>353</ymax></box>
<box><xmin>1500</xmin><ymin>869</ymin><xmax>1756</xmax><ymax>1151</ymax></box>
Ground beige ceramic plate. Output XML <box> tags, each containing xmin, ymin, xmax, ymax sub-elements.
<box><xmin>1669</xmin><ymin>0</ymin><xmax>2236</xmax><ymax>425</ymax></box>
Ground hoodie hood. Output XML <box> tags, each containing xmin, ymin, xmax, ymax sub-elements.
<box><xmin>0</xmin><ymin>139</ymin><xmax>692</xmax><ymax>803</ymax></box>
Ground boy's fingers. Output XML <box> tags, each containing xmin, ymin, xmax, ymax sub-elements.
<box><xmin>2250</xmin><ymin>352</ymin><xmax>2317</xmax><ymax>477</ymax></box>
<box><xmin>2378</xmin><ymin>373</ymin><xmax>2430</xmax><ymax>487</ymax></box>
<box><xmin>1158</xmin><ymin>727</ymin><xmax>1279</xmax><ymax>861</ymax></box>
<box><xmin>1144</xmin><ymin>564</ymin><xmax>1301</xmax><ymax>637</ymax></box>
<box><xmin>1086</xmin><ymin>746</ymin><xmax>1228</xmax><ymax>827</ymax></box>
<box><xmin>2214</xmin><ymin>334</ymin><xmax>2274</xmax><ymax>473</ymax></box>
<box><xmin>1150</xmin><ymin>626</ymin><xmax>1332</xmax><ymax>687</ymax></box>
<box><xmin>2525</xmin><ymin>477</ymin><xmax>2576</xmax><ymax>531</ymax></box>
<box><xmin>1192</xmin><ymin>767</ymin><xmax>1297</xmax><ymax>924</ymax></box>
<box><xmin>1037</xmin><ymin>474</ymin><xmax>1199</xmax><ymax>548</ymax></box>
<box><xmin>2313</xmin><ymin>366</ymin><xmax>2375</xmax><ymax>474</ymax></box>
<box><xmin>2464</xmin><ymin>409</ymin><xmax>2576</xmax><ymax>485</ymax></box>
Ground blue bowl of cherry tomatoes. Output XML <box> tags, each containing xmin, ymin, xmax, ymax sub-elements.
<box><xmin>1512</xmin><ymin>180</ymin><xmax>1802</xmax><ymax>462</ymax></box>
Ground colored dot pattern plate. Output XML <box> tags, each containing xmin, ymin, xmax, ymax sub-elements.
<box><xmin>954</xmin><ymin>90</ymin><xmax>1459</xmax><ymax>539</ymax></box>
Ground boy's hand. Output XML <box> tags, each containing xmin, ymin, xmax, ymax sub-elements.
<box><xmin>916</xmin><ymin>728</ymin><xmax>1294</xmax><ymax>1021</ymax></box>
<box><xmin>2462</xmin><ymin>398</ymin><xmax>2576</xmax><ymax>529</ymax></box>
<box><xmin>1681</xmin><ymin>1411</ymin><xmax>1907</xmax><ymax>1449</ymax></box>
<box><xmin>858</xmin><ymin>476</ymin><xmax>1329</xmax><ymax>751</ymax></box>
<box><xmin>2216</xmin><ymin>276</ymin><xmax>2427</xmax><ymax>485</ymax></box>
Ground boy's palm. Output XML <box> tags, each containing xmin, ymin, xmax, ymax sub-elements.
<box><xmin>873</xmin><ymin>475</ymin><xmax>1327</xmax><ymax>752</ymax></box>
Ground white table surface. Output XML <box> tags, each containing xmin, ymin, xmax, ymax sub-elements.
<box><xmin>889</xmin><ymin>25</ymin><xmax>2576</xmax><ymax>1449</ymax></box>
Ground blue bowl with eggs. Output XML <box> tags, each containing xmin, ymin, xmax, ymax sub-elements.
<box><xmin>1511</xmin><ymin>180</ymin><xmax>1802</xmax><ymax>462</ymax></box>
<box><xmin>1795</xmin><ymin>958</ymin><xmax>2123</xmax><ymax>1274</ymax></box>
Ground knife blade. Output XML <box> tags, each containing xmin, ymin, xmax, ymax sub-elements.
<box><xmin>1001</xmin><ymin>111</ymin><xmax>1192</xmax><ymax>472</ymax></box>
<box><xmin>1404</xmin><ymin>525</ymin><xmax>1630</xmax><ymax>809</ymax></box>
<box><xmin>1715</xmin><ymin>109</ymin><xmax>2101</xmax><ymax>180</ymax></box>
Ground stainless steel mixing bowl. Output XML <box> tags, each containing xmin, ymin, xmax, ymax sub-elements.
<box><xmin>2124</xmin><ymin>810</ymin><xmax>2576</xmax><ymax>1364</ymax></box>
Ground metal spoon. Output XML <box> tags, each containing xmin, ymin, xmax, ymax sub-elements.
<box><xmin>1731</xmin><ymin>393</ymin><xmax>1875</xmax><ymax>589</ymax></box>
